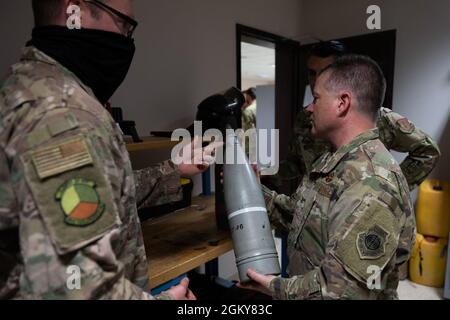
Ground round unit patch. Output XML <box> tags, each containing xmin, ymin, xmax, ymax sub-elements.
<box><xmin>364</xmin><ymin>234</ymin><xmax>382</xmax><ymax>251</ymax></box>
<box><xmin>55</xmin><ymin>178</ymin><xmax>105</xmax><ymax>227</ymax></box>
<box><xmin>356</xmin><ymin>224</ymin><xmax>390</xmax><ymax>260</ymax></box>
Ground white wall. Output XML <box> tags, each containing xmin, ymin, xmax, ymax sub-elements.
<box><xmin>300</xmin><ymin>0</ymin><xmax>450</xmax><ymax>182</ymax></box>
<box><xmin>116</xmin><ymin>0</ymin><xmax>302</xmax><ymax>136</ymax></box>
<box><xmin>0</xmin><ymin>2</ymin><xmax>33</xmax><ymax>72</ymax></box>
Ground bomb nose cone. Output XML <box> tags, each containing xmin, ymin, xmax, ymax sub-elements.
<box><xmin>223</xmin><ymin>130</ymin><xmax>280</xmax><ymax>283</ymax></box>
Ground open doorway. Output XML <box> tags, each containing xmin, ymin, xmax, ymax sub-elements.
<box><xmin>236</xmin><ymin>24</ymin><xmax>300</xmax><ymax>195</ymax></box>
<box><xmin>240</xmin><ymin>40</ymin><xmax>275</xmax><ymax>92</ymax></box>
<box><xmin>239</xmin><ymin>36</ymin><xmax>276</xmax><ymax>166</ymax></box>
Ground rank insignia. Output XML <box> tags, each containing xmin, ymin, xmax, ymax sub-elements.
<box><xmin>55</xmin><ymin>178</ymin><xmax>105</xmax><ymax>227</ymax></box>
<box><xmin>357</xmin><ymin>225</ymin><xmax>390</xmax><ymax>260</ymax></box>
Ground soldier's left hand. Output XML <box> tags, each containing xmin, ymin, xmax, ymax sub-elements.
<box><xmin>164</xmin><ymin>277</ymin><xmax>197</xmax><ymax>300</ymax></box>
<box><xmin>177</xmin><ymin>136</ymin><xmax>223</xmax><ymax>177</ymax></box>
<box><xmin>236</xmin><ymin>268</ymin><xmax>275</xmax><ymax>297</ymax></box>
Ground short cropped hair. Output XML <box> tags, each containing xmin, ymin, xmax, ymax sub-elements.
<box><xmin>319</xmin><ymin>54</ymin><xmax>386</xmax><ymax>120</ymax></box>
<box><xmin>32</xmin><ymin>0</ymin><xmax>63</xmax><ymax>26</ymax></box>
<box><xmin>32</xmin><ymin>0</ymin><xmax>107</xmax><ymax>26</ymax></box>
<box><xmin>243</xmin><ymin>87</ymin><xmax>257</xmax><ymax>100</ymax></box>
<box><xmin>308</xmin><ymin>40</ymin><xmax>347</xmax><ymax>59</ymax></box>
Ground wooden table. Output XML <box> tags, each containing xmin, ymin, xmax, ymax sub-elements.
<box><xmin>141</xmin><ymin>195</ymin><xmax>233</xmax><ymax>289</ymax></box>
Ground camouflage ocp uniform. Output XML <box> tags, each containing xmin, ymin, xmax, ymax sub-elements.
<box><xmin>241</xmin><ymin>102</ymin><xmax>257</xmax><ymax>162</ymax></box>
<box><xmin>263</xmin><ymin>129</ymin><xmax>416</xmax><ymax>299</ymax></box>
<box><xmin>242</xmin><ymin>102</ymin><xmax>257</xmax><ymax>132</ymax></box>
<box><xmin>0</xmin><ymin>47</ymin><xmax>182</xmax><ymax>299</ymax></box>
<box><xmin>377</xmin><ymin>108</ymin><xmax>440</xmax><ymax>191</ymax></box>
<box><xmin>266</xmin><ymin>107</ymin><xmax>440</xmax><ymax>192</ymax></box>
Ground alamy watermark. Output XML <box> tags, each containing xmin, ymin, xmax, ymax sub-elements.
<box><xmin>170</xmin><ymin>121</ymin><xmax>280</xmax><ymax>176</ymax></box>
<box><xmin>367</xmin><ymin>265</ymin><xmax>382</xmax><ymax>290</ymax></box>
<box><xmin>67</xmin><ymin>5</ymin><xmax>81</xmax><ymax>30</ymax></box>
<box><xmin>66</xmin><ymin>265</ymin><xmax>81</xmax><ymax>290</ymax></box>
<box><xmin>366</xmin><ymin>5</ymin><xmax>381</xmax><ymax>30</ymax></box>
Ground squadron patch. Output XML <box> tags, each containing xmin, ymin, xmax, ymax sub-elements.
<box><xmin>56</xmin><ymin>178</ymin><xmax>105</xmax><ymax>227</ymax></box>
<box><xmin>357</xmin><ymin>225</ymin><xmax>390</xmax><ymax>260</ymax></box>
<box><xmin>396</xmin><ymin>118</ymin><xmax>415</xmax><ymax>134</ymax></box>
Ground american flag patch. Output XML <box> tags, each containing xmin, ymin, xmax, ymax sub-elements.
<box><xmin>31</xmin><ymin>136</ymin><xmax>93</xmax><ymax>180</ymax></box>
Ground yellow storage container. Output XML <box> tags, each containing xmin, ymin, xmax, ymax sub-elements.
<box><xmin>409</xmin><ymin>234</ymin><xmax>448</xmax><ymax>288</ymax></box>
<box><xmin>416</xmin><ymin>179</ymin><xmax>450</xmax><ymax>238</ymax></box>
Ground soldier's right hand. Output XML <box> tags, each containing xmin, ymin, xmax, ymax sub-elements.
<box><xmin>164</xmin><ymin>278</ymin><xmax>197</xmax><ymax>300</ymax></box>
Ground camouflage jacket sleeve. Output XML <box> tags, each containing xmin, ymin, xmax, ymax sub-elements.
<box><xmin>377</xmin><ymin>108</ymin><xmax>441</xmax><ymax>190</ymax></box>
<box><xmin>134</xmin><ymin>160</ymin><xmax>183</xmax><ymax>210</ymax></box>
<box><xmin>261</xmin><ymin>185</ymin><xmax>296</xmax><ymax>231</ymax></box>
<box><xmin>269</xmin><ymin>178</ymin><xmax>408</xmax><ymax>300</ymax></box>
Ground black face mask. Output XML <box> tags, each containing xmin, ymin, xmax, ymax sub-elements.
<box><xmin>27</xmin><ymin>26</ymin><xmax>136</xmax><ymax>105</ymax></box>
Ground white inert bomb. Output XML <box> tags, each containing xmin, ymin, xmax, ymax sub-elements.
<box><xmin>223</xmin><ymin>128</ymin><xmax>281</xmax><ymax>283</ymax></box>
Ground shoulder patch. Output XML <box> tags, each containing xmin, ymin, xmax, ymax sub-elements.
<box><xmin>356</xmin><ymin>224</ymin><xmax>390</xmax><ymax>259</ymax></box>
<box><xmin>55</xmin><ymin>178</ymin><xmax>105</xmax><ymax>227</ymax></box>
<box><xmin>21</xmin><ymin>134</ymin><xmax>120</xmax><ymax>255</ymax></box>
<box><xmin>396</xmin><ymin>118</ymin><xmax>415</xmax><ymax>134</ymax></box>
<box><xmin>331</xmin><ymin>196</ymin><xmax>400</xmax><ymax>282</ymax></box>
<box><xmin>31</xmin><ymin>136</ymin><xmax>93</xmax><ymax>180</ymax></box>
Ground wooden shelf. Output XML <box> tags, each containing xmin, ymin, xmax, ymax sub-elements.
<box><xmin>126</xmin><ymin>136</ymin><xmax>179</xmax><ymax>152</ymax></box>
<box><xmin>141</xmin><ymin>195</ymin><xmax>233</xmax><ymax>289</ymax></box>
<box><xmin>126</xmin><ymin>135</ymin><xmax>216</xmax><ymax>152</ymax></box>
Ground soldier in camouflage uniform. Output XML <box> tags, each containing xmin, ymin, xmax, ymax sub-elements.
<box><xmin>241</xmin><ymin>88</ymin><xmax>257</xmax><ymax>162</ymax></box>
<box><xmin>241</xmin><ymin>87</ymin><xmax>257</xmax><ymax>132</ymax></box>
<box><xmin>241</xmin><ymin>55</ymin><xmax>416</xmax><ymax>299</ymax></box>
<box><xmin>265</xmin><ymin>41</ymin><xmax>440</xmax><ymax>193</ymax></box>
<box><xmin>0</xmin><ymin>0</ymin><xmax>211</xmax><ymax>300</ymax></box>
<box><xmin>242</xmin><ymin>105</ymin><xmax>256</xmax><ymax>132</ymax></box>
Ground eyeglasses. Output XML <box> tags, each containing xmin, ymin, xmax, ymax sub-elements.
<box><xmin>84</xmin><ymin>0</ymin><xmax>138</xmax><ymax>38</ymax></box>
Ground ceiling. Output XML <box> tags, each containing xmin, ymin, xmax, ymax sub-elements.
<box><xmin>241</xmin><ymin>41</ymin><xmax>275</xmax><ymax>90</ymax></box>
